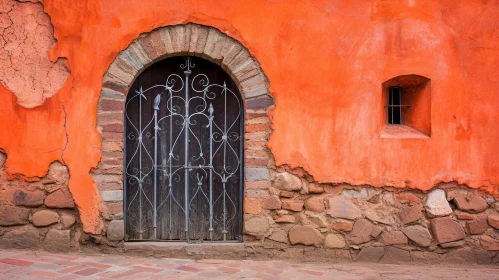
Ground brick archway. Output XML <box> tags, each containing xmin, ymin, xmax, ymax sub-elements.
<box><xmin>94</xmin><ymin>23</ymin><xmax>274</xmax><ymax>239</ymax></box>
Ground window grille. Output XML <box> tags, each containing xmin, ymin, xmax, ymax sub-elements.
<box><xmin>386</xmin><ymin>86</ymin><xmax>410</xmax><ymax>124</ymax></box>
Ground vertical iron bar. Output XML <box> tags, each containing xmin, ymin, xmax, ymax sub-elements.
<box><xmin>222</xmin><ymin>83</ymin><xmax>227</xmax><ymax>241</ymax></box>
<box><xmin>184</xmin><ymin>67</ymin><xmax>191</xmax><ymax>242</ymax></box>
<box><xmin>398</xmin><ymin>89</ymin><xmax>402</xmax><ymax>124</ymax></box>
<box><xmin>138</xmin><ymin>87</ymin><xmax>143</xmax><ymax>240</ymax></box>
<box><xmin>152</xmin><ymin>94</ymin><xmax>160</xmax><ymax>240</ymax></box>
<box><xmin>208</xmin><ymin>103</ymin><xmax>214</xmax><ymax>241</ymax></box>
<box><xmin>390</xmin><ymin>88</ymin><xmax>393</xmax><ymax>124</ymax></box>
<box><xmin>168</xmin><ymin>88</ymin><xmax>173</xmax><ymax>240</ymax></box>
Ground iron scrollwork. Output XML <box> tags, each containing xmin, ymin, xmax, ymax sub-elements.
<box><xmin>125</xmin><ymin>57</ymin><xmax>242</xmax><ymax>242</ymax></box>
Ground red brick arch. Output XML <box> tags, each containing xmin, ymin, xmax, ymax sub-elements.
<box><xmin>93</xmin><ymin>23</ymin><xmax>275</xmax><ymax>238</ymax></box>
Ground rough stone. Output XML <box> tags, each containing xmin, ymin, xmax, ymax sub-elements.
<box><xmin>307</xmin><ymin>215</ymin><xmax>328</xmax><ymax>228</ymax></box>
<box><xmin>466</xmin><ymin>215</ymin><xmax>488</xmax><ymax>235</ymax></box>
<box><xmin>12</xmin><ymin>190</ymin><xmax>45</xmax><ymax>207</ymax></box>
<box><xmin>326</xmin><ymin>196</ymin><xmax>362</xmax><ymax>220</ymax></box>
<box><xmin>365</xmin><ymin>204</ymin><xmax>397</xmax><ymax>225</ymax></box>
<box><xmin>45</xmin><ymin>189</ymin><xmax>75</xmax><ymax>208</ymax></box>
<box><xmin>341</xmin><ymin>188</ymin><xmax>368</xmax><ymax>199</ymax></box>
<box><xmin>245</xmin><ymin>216</ymin><xmax>270</xmax><ymax>236</ymax></box>
<box><xmin>394</xmin><ymin>192</ymin><xmax>421</xmax><ymax>205</ymax></box>
<box><xmin>487</xmin><ymin>215</ymin><xmax>499</xmax><ymax>229</ymax></box>
<box><xmin>288</xmin><ymin>225</ymin><xmax>323</xmax><ymax>246</ymax></box>
<box><xmin>402</xmin><ymin>225</ymin><xmax>432</xmax><ymax>247</ymax></box>
<box><xmin>60</xmin><ymin>212</ymin><xmax>76</xmax><ymax>229</ymax></box>
<box><xmin>348</xmin><ymin>219</ymin><xmax>374</xmax><ymax>245</ymax></box>
<box><xmin>430</xmin><ymin>217</ymin><xmax>465</xmax><ymax>244</ymax></box>
<box><xmin>101</xmin><ymin>190</ymin><xmax>123</xmax><ymax>202</ymax></box>
<box><xmin>481</xmin><ymin>235</ymin><xmax>499</xmax><ymax>251</ymax></box>
<box><xmin>46</xmin><ymin>162</ymin><xmax>70</xmax><ymax>184</ymax></box>
<box><xmin>380</xmin><ymin>247</ymin><xmax>411</xmax><ymax>264</ymax></box>
<box><xmin>281</xmin><ymin>200</ymin><xmax>304</xmax><ymax>212</ymax></box>
<box><xmin>274</xmin><ymin>215</ymin><xmax>296</xmax><ymax>223</ymax></box>
<box><xmin>370</xmin><ymin>225</ymin><xmax>384</xmax><ymax>238</ymax></box>
<box><xmin>262</xmin><ymin>195</ymin><xmax>281</xmax><ymax>210</ymax></box>
<box><xmin>107</xmin><ymin>220</ymin><xmax>125</xmax><ymax>241</ymax></box>
<box><xmin>400</xmin><ymin>204</ymin><xmax>423</xmax><ymax>224</ymax></box>
<box><xmin>279</xmin><ymin>191</ymin><xmax>294</xmax><ymax>198</ymax></box>
<box><xmin>330</xmin><ymin>220</ymin><xmax>354</xmax><ymax>232</ymax></box>
<box><xmin>325</xmin><ymin>233</ymin><xmax>346</xmax><ymax>248</ymax></box>
<box><xmin>276</xmin><ymin>209</ymin><xmax>289</xmax><ymax>216</ymax></box>
<box><xmin>381</xmin><ymin>231</ymin><xmax>408</xmax><ymax>245</ymax></box>
<box><xmin>0</xmin><ymin>205</ymin><xmax>30</xmax><ymax>226</ymax></box>
<box><xmin>245</xmin><ymin>168</ymin><xmax>269</xmax><ymax>181</ymax></box>
<box><xmin>304</xmin><ymin>196</ymin><xmax>325</xmax><ymax>213</ymax></box>
<box><xmin>439</xmin><ymin>240</ymin><xmax>465</xmax><ymax>248</ymax></box>
<box><xmin>32</xmin><ymin>210</ymin><xmax>59</xmax><ymax>227</ymax></box>
<box><xmin>244</xmin><ymin>198</ymin><xmax>262</xmax><ymax>214</ymax></box>
<box><xmin>0</xmin><ymin>226</ymin><xmax>39</xmax><ymax>249</ymax></box>
<box><xmin>273</xmin><ymin>172</ymin><xmax>302</xmax><ymax>191</ymax></box>
<box><xmin>308</xmin><ymin>183</ymin><xmax>324</xmax><ymax>194</ymax></box>
<box><xmin>456</xmin><ymin>212</ymin><xmax>474</xmax><ymax>220</ymax></box>
<box><xmin>44</xmin><ymin>229</ymin><xmax>70</xmax><ymax>252</ymax></box>
<box><xmin>425</xmin><ymin>189</ymin><xmax>452</xmax><ymax>217</ymax></box>
<box><xmin>453</xmin><ymin>193</ymin><xmax>488</xmax><ymax>213</ymax></box>
<box><xmin>268</xmin><ymin>229</ymin><xmax>288</xmax><ymax>244</ymax></box>
<box><xmin>356</xmin><ymin>247</ymin><xmax>384</xmax><ymax>262</ymax></box>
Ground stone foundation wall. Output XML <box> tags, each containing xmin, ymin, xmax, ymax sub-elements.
<box><xmin>242</xmin><ymin>167</ymin><xmax>499</xmax><ymax>264</ymax></box>
<box><xmin>0</xmin><ymin>155</ymin><xmax>80</xmax><ymax>252</ymax></box>
<box><xmin>2</xmin><ymin>150</ymin><xmax>499</xmax><ymax>264</ymax></box>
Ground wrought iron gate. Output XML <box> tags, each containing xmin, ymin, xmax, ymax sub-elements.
<box><xmin>124</xmin><ymin>56</ymin><xmax>243</xmax><ymax>242</ymax></box>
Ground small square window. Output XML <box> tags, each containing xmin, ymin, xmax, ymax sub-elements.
<box><xmin>381</xmin><ymin>75</ymin><xmax>431</xmax><ymax>138</ymax></box>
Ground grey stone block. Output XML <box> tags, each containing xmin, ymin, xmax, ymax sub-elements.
<box><xmin>101</xmin><ymin>190</ymin><xmax>123</xmax><ymax>202</ymax></box>
<box><xmin>245</xmin><ymin>168</ymin><xmax>269</xmax><ymax>181</ymax></box>
<box><xmin>107</xmin><ymin>220</ymin><xmax>125</xmax><ymax>241</ymax></box>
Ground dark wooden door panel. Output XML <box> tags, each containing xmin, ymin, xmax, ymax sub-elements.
<box><xmin>125</xmin><ymin>56</ymin><xmax>243</xmax><ymax>242</ymax></box>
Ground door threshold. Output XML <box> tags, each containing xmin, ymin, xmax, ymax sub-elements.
<box><xmin>123</xmin><ymin>241</ymin><xmax>247</xmax><ymax>259</ymax></box>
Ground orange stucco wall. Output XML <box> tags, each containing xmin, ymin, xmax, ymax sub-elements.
<box><xmin>0</xmin><ymin>0</ymin><xmax>498</xmax><ymax>233</ymax></box>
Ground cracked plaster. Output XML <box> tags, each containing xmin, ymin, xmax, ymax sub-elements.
<box><xmin>0</xmin><ymin>0</ymin><xmax>69</xmax><ymax>108</ymax></box>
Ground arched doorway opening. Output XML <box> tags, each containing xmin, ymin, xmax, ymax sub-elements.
<box><xmin>124</xmin><ymin>56</ymin><xmax>243</xmax><ymax>242</ymax></box>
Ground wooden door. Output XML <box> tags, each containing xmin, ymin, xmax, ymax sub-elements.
<box><xmin>124</xmin><ymin>56</ymin><xmax>243</xmax><ymax>242</ymax></box>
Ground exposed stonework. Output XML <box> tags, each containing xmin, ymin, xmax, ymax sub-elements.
<box><xmin>402</xmin><ymin>225</ymin><xmax>432</xmax><ymax>247</ymax></box>
<box><xmin>44</xmin><ymin>229</ymin><xmax>70</xmax><ymax>252</ymax></box>
<box><xmin>0</xmin><ymin>205</ymin><xmax>30</xmax><ymax>225</ymax></box>
<box><xmin>107</xmin><ymin>220</ymin><xmax>124</xmax><ymax>241</ymax></box>
<box><xmin>32</xmin><ymin>209</ymin><xmax>59</xmax><ymax>227</ymax></box>
<box><xmin>288</xmin><ymin>225</ymin><xmax>322</xmax><ymax>246</ymax></box>
<box><xmin>430</xmin><ymin>217</ymin><xmax>466</xmax><ymax>244</ymax></box>
<box><xmin>425</xmin><ymin>189</ymin><xmax>452</xmax><ymax>217</ymax></box>
<box><xmin>326</xmin><ymin>196</ymin><xmax>362</xmax><ymax>220</ymax></box>
<box><xmin>273</xmin><ymin>172</ymin><xmax>301</xmax><ymax>191</ymax></box>
<box><xmin>452</xmin><ymin>193</ymin><xmax>488</xmax><ymax>213</ymax></box>
<box><xmin>0</xmin><ymin>161</ymin><xmax>82</xmax><ymax>252</ymax></box>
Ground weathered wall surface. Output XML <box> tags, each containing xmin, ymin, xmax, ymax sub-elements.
<box><xmin>0</xmin><ymin>0</ymin><xmax>499</xmax><ymax>235</ymax></box>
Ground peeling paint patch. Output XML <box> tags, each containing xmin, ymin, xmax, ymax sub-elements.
<box><xmin>0</xmin><ymin>0</ymin><xmax>69</xmax><ymax>108</ymax></box>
